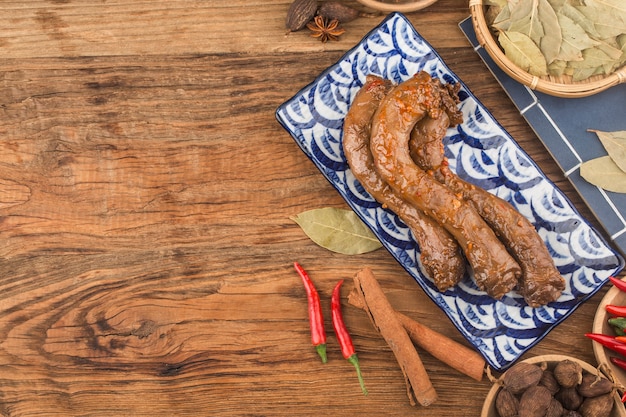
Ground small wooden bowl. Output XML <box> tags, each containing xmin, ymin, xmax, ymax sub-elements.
<box><xmin>593</xmin><ymin>279</ymin><xmax>626</xmax><ymax>388</ymax></box>
<box><xmin>355</xmin><ymin>0</ymin><xmax>438</xmax><ymax>12</ymax></box>
<box><xmin>481</xmin><ymin>355</ymin><xmax>626</xmax><ymax>417</ymax></box>
<box><xmin>469</xmin><ymin>0</ymin><xmax>626</xmax><ymax>98</ymax></box>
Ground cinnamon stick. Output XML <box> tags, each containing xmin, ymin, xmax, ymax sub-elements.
<box><xmin>352</xmin><ymin>267</ymin><xmax>437</xmax><ymax>406</ymax></box>
<box><xmin>348</xmin><ymin>286</ymin><xmax>485</xmax><ymax>382</ymax></box>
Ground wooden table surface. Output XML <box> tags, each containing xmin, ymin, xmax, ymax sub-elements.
<box><xmin>0</xmin><ymin>1</ymin><xmax>622</xmax><ymax>416</ymax></box>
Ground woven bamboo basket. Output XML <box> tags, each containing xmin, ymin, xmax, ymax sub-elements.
<box><xmin>469</xmin><ymin>0</ymin><xmax>626</xmax><ymax>98</ymax></box>
<box><xmin>356</xmin><ymin>0</ymin><xmax>439</xmax><ymax>12</ymax></box>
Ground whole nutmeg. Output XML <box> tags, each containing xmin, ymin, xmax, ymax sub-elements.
<box><xmin>495</xmin><ymin>388</ymin><xmax>518</xmax><ymax>417</ymax></box>
<box><xmin>554</xmin><ymin>359</ymin><xmax>583</xmax><ymax>388</ymax></box>
<box><xmin>578</xmin><ymin>392</ymin><xmax>615</xmax><ymax>417</ymax></box>
<box><xmin>577</xmin><ymin>373</ymin><xmax>613</xmax><ymax>398</ymax></box>
<box><xmin>518</xmin><ymin>385</ymin><xmax>552</xmax><ymax>417</ymax></box>
<box><xmin>544</xmin><ymin>397</ymin><xmax>564</xmax><ymax>417</ymax></box>
<box><xmin>561</xmin><ymin>411</ymin><xmax>583</xmax><ymax>417</ymax></box>
<box><xmin>501</xmin><ymin>361</ymin><xmax>543</xmax><ymax>395</ymax></box>
<box><xmin>317</xmin><ymin>2</ymin><xmax>359</xmax><ymax>23</ymax></box>
<box><xmin>286</xmin><ymin>0</ymin><xmax>318</xmax><ymax>32</ymax></box>
<box><xmin>556</xmin><ymin>386</ymin><xmax>583</xmax><ymax>411</ymax></box>
<box><xmin>539</xmin><ymin>370</ymin><xmax>560</xmax><ymax>395</ymax></box>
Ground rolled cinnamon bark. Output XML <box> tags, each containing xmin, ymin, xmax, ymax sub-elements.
<box><xmin>352</xmin><ymin>267</ymin><xmax>437</xmax><ymax>406</ymax></box>
<box><xmin>347</xmin><ymin>284</ymin><xmax>485</xmax><ymax>382</ymax></box>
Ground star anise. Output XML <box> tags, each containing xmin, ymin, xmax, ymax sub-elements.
<box><xmin>306</xmin><ymin>15</ymin><xmax>345</xmax><ymax>43</ymax></box>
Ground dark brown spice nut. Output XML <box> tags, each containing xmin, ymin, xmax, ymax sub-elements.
<box><xmin>317</xmin><ymin>2</ymin><xmax>359</xmax><ymax>23</ymax></box>
<box><xmin>578</xmin><ymin>392</ymin><xmax>615</xmax><ymax>417</ymax></box>
<box><xmin>286</xmin><ymin>0</ymin><xmax>318</xmax><ymax>31</ymax></box>
<box><xmin>539</xmin><ymin>369</ymin><xmax>560</xmax><ymax>395</ymax></box>
<box><xmin>544</xmin><ymin>397</ymin><xmax>563</xmax><ymax>417</ymax></box>
<box><xmin>553</xmin><ymin>359</ymin><xmax>583</xmax><ymax>388</ymax></box>
<box><xmin>555</xmin><ymin>386</ymin><xmax>583</xmax><ymax>411</ymax></box>
<box><xmin>501</xmin><ymin>361</ymin><xmax>544</xmax><ymax>395</ymax></box>
<box><xmin>495</xmin><ymin>388</ymin><xmax>519</xmax><ymax>417</ymax></box>
<box><xmin>518</xmin><ymin>385</ymin><xmax>552</xmax><ymax>417</ymax></box>
<box><xmin>577</xmin><ymin>372</ymin><xmax>614</xmax><ymax>398</ymax></box>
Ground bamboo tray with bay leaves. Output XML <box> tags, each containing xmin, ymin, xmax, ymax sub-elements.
<box><xmin>469</xmin><ymin>0</ymin><xmax>626</xmax><ymax>98</ymax></box>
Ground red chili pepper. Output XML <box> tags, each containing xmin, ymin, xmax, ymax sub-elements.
<box><xmin>585</xmin><ymin>333</ymin><xmax>626</xmax><ymax>356</ymax></box>
<box><xmin>610</xmin><ymin>276</ymin><xmax>626</xmax><ymax>292</ymax></box>
<box><xmin>331</xmin><ymin>279</ymin><xmax>367</xmax><ymax>395</ymax></box>
<box><xmin>611</xmin><ymin>356</ymin><xmax>626</xmax><ymax>371</ymax></box>
<box><xmin>616</xmin><ymin>336</ymin><xmax>626</xmax><ymax>344</ymax></box>
<box><xmin>606</xmin><ymin>304</ymin><xmax>626</xmax><ymax>316</ymax></box>
<box><xmin>294</xmin><ymin>262</ymin><xmax>327</xmax><ymax>364</ymax></box>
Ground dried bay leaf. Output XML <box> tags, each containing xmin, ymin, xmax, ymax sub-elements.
<box><xmin>558</xmin><ymin>2</ymin><xmax>601</xmax><ymax>39</ymax></box>
<box><xmin>499</xmin><ymin>30</ymin><xmax>548</xmax><ymax>76</ymax></box>
<box><xmin>590</xmin><ymin>129</ymin><xmax>626</xmax><ymax>173</ymax></box>
<box><xmin>290</xmin><ymin>207</ymin><xmax>382</xmax><ymax>255</ymax></box>
<box><xmin>508</xmin><ymin>0</ymin><xmax>546</xmax><ymax>45</ymax></box>
<box><xmin>580</xmin><ymin>156</ymin><xmax>626</xmax><ymax>193</ymax></box>
<box><xmin>584</xmin><ymin>0</ymin><xmax>626</xmax><ymax>27</ymax></box>
<box><xmin>538</xmin><ymin>0</ymin><xmax>562</xmax><ymax>63</ymax></box>
<box><xmin>554</xmin><ymin>12</ymin><xmax>598</xmax><ymax>62</ymax></box>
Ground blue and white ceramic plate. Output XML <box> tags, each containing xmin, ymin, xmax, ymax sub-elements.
<box><xmin>275</xmin><ymin>12</ymin><xmax>624</xmax><ymax>371</ymax></box>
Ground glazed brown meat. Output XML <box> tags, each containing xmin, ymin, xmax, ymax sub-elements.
<box><xmin>410</xmin><ymin>113</ymin><xmax>564</xmax><ymax>307</ymax></box>
<box><xmin>343</xmin><ymin>75</ymin><xmax>466</xmax><ymax>291</ymax></box>
<box><xmin>369</xmin><ymin>71</ymin><xmax>521</xmax><ymax>299</ymax></box>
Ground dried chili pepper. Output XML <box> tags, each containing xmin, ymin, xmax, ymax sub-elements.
<box><xmin>294</xmin><ymin>262</ymin><xmax>327</xmax><ymax>363</ymax></box>
<box><xmin>585</xmin><ymin>333</ymin><xmax>626</xmax><ymax>356</ymax></box>
<box><xmin>606</xmin><ymin>304</ymin><xmax>626</xmax><ymax>316</ymax></box>
<box><xmin>331</xmin><ymin>279</ymin><xmax>367</xmax><ymax>395</ymax></box>
<box><xmin>610</xmin><ymin>276</ymin><xmax>626</xmax><ymax>292</ymax></box>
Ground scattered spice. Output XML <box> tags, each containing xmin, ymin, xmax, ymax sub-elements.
<box><xmin>317</xmin><ymin>1</ymin><xmax>360</xmax><ymax>23</ymax></box>
<box><xmin>285</xmin><ymin>0</ymin><xmax>318</xmax><ymax>32</ymax></box>
<box><xmin>351</xmin><ymin>267</ymin><xmax>437</xmax><ymax>406</ymax></box>
<box><xmin>331</xmin><ymin>279</ymin><xmax>367</xmax><ymax>395</ymax></box>
<box><xmin>307</xmin><ymin>15</ymin><xmax>345</xmax><ymax>43</ymax></box>
<box><xmin>348</xmin><ymin>284</ymin><xmax>485</xmax><ymax>382</ymax></box>
<box><xmin>294</xmin><ymin>262</ymin><xmax>327</xmax><ymax>363</ymax></box>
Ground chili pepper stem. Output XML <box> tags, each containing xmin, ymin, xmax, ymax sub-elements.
<box><xmin>347</xmin><ymin>353</ymin><xmax>368</xmax><ymax>395</ymax></box>
<box><xmin>316</xmin><ymin>343</ymin><xmax>328</xmax><ymax>364</ymax></box>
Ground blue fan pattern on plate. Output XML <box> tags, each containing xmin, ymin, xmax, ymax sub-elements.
<box><xmin>275</xmin><ymin>12</ymin><xmax>624</xmax><ymax>371</ymax></box>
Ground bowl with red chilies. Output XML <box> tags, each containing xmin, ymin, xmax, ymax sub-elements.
<box><xmin>589</xmin><ymin>276</ymin><xmax>626</xmax><ymax>395</ymax></box>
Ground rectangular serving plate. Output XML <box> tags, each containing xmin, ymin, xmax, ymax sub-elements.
<box><xmin>276</xmin><ymin>12</ymin><xmax>624</xmax><ymax>371</ymax></box>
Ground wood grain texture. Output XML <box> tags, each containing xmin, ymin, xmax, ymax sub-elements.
<box><xmin>0</xmin><ymin>1</ymin><xmax>619</xmax><ymax>416</ymax></box>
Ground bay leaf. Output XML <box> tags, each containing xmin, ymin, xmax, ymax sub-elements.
<box><xmin>499</xmin><ymin>30</ymin><xmax>548</xmax><ymax>76</ymax></box>
<box><xmin>576</xmin><ymin>4</ymin><xmax>626</xmax><ymax>39</ymax></box>
<box><xmin>590</xmin><ymin>129</ymin><xmax>626</xmax><ymax>173</ymax></box>
<box><xmin>555</xmin><ymin>12</ymin><xmax>598</xmax><ymax>62</ymax></box>
<box><xmin>484</xmin><ymin>0</ymin><xmax>508</xmax><ymax>7</ymax></box>
<box><xmin>548</xmin><ymin>58</ymin><xmax>568</xmax><ymax>75</ymax></box>
<box><xmin>557</xmin><ymin>2</ymin><xmax>600</xmax><ymax>38</ymax></box>
<box><xmin>538</xmin><ymin>0</ymin><xmax>562</xmax><ymax>63</ymax></box>
<box><xmin>290</xmin><ymin>207</ymin><xmax>382</xmax><ymax>255</ymax></box>
<box><xmin>508</xmin><ymin>0</ymin><xmax>545</xmax><ymax>46</ymax></box>
<box><xmin>584</xmin><ymin>0</ymin><xmax>626</xmax><ymax>26</ymax></box>
<box><xmin>580</xmin><ymin>156</ymin><xmax>626</xmax><ymax>193</ymax></box>
<box><xmin>492</xmin><ymin>3</ymin><xmax>512</xmax><ymax>31</ymax></box>
<box><xmin>567</xmin><ymin>46</ymin><xmax>615</xmax><ymax>79</ymax></box>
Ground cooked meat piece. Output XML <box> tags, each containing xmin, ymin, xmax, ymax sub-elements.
<box><xmin>369</xmin><ymin>71</ymin><xmax>521</xmax><ymax>299</ymax></box>
<box><xmin>410</xmin><ymin>106</ymin><xmax>564</xmax><ymax>307</ymax></box>
<box><xmin>343</xmin><ymin>75</ymin><xmax>465</xmax><ymax>291</ymax></box>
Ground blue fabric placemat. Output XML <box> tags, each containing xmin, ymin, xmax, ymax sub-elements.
<box><xmin>459</xmin><ymin>16</ymin><xmax>626</xmax><ymax>257</ymax></box>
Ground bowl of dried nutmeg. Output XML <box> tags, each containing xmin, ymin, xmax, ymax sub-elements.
<box><xmin>481</xmin><ymin>354</ymin><xmax>626</xmax><ymax>417</ymax></box>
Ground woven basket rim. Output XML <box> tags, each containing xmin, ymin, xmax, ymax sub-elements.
<box><xmin>355</xmin><ymin>0</ymin><xmax>439</xmax><ymax>12</ymax></box>
<box><xmin>469</xmin><ymin>0</ymin><xmax>625</xmax><ymax>98</ymax></box>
